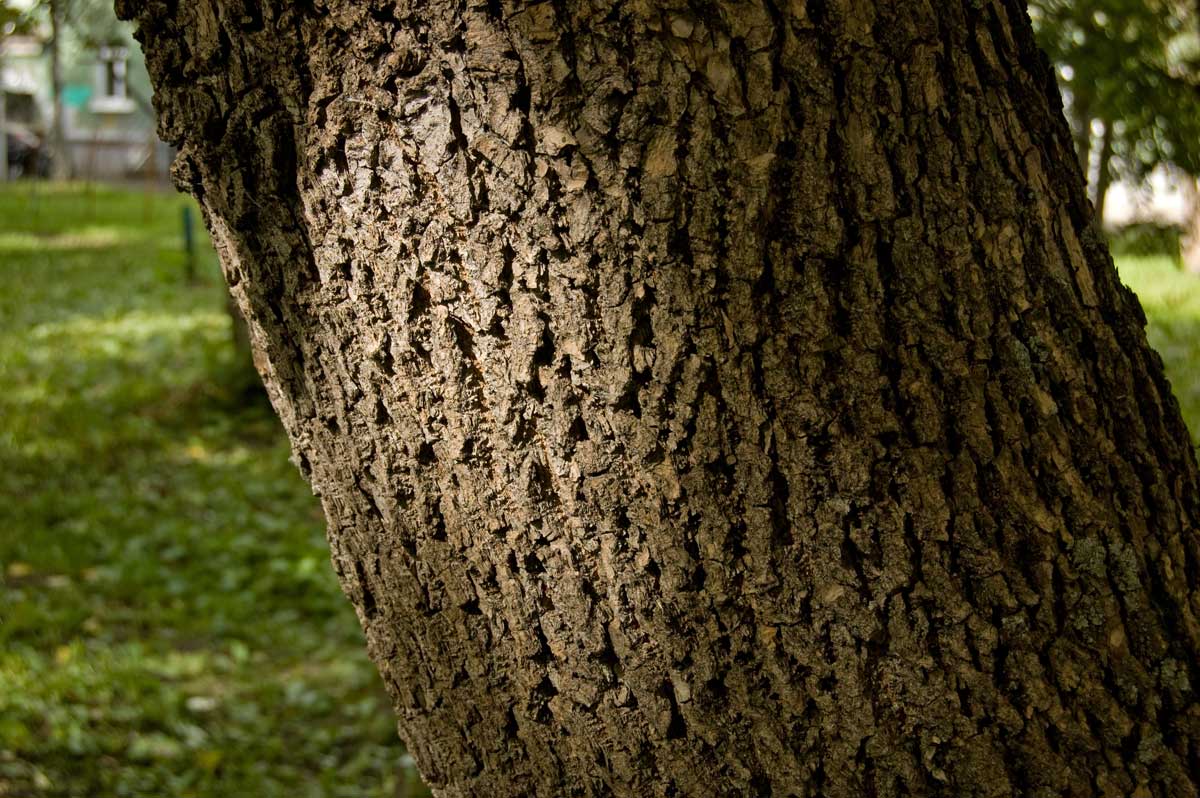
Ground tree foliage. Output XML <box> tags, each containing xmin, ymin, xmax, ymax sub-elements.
<box><xmin>1030</xmin><ymin>0</ymin><xmax>1200</xmax><ymax>194</ymax></box>
<box><xmin>0</xmin><ymin>1</ymin><xmax>34</xmax><ymax>34</ymax></box>
<box><xmin>9</xmin><ymin>0</ymin><xmax>132</xmax><ymax>46</ymax></box>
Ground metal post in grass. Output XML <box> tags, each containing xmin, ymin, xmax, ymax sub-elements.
<box><xmin>182</xmin><ymin>204</ymin><xmax>196</xmax><ymax>283</ymax></box>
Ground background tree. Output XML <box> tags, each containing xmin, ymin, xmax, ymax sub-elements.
<box><xmin>46</xmin><ymin>0</ymin><xmax>65</xmax><ymax>177</ymax></box>
<box><xmin>0</xmin><ymin>2</ymin><xmax>22</xmax><ymax>34</ymax></box>
<box><xmin>1029</xmin><ymin>0</ymin><xmax>1200</xmax><ymax>218</ymax></box>
<box><xmin>123</xmin><ymin>1</ymin><xmax>1200</xmax><ymax>796</ymax></box>
<box><xmin>0</xmin><ymin>1</ymin><xmax>17</xmax><ymax>181</ymax></box>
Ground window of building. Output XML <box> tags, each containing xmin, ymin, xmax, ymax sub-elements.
<box><xmin>90</xmin><ymin>45</ymin><xmax>134</xmax><ymax>114</ymax></box>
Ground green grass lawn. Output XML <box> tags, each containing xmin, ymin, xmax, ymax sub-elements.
<box><xmin>0</xmin><ymin>183</ymin><xmax>424</xmax><ymax>798</ymax></box>
<box><xmin>0</xmin><ymin>185</ymin><xmax>1198</xmax><ymax>798</ymax></box>
<box><xmin>1116</xmin><ymin>255</ymin><xmax>1200</xmax><ymax>441</ymax></box>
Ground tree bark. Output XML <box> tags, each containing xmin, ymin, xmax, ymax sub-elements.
<box><xmin>1093</xmin><ymin>118</ymin><xmax>1114</xmax><ymax>225</ymax></box>
<box><xmin>120</xmin><ymin>1</ymin><xmax>1200</xmax><ymax>796</ymax></box>
<box><xmin>1</xmin><ymin>24</ymin><xmax>8</xmax><ymax>183</ymax></box>
<box><xmin>1181</xmin><ymin>176</ymin><xmax>1200</xmax><ymax>274</ymax></box>
<box><xmin>47</xmin><ymin>0</ymin><xmax>70</xmax><ymax>180</ymax></box>
<box><xmin>1070</xmin><ymin>89</ymin><xmax>1093</xmax><ymax>179</ymax></box>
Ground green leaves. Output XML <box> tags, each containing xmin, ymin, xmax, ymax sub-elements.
<box><xmin>1030</xmin><ymin>0</ymin><xmax>1200</xmax><ymax>177</ymax></box>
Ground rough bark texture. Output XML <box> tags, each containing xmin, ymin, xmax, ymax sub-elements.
<box><xmin>119</xmin><ymin>1</ymin><xmax>1200</xmax><ymax>796</ymax></box>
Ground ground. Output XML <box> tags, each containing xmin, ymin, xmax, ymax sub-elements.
<box><xmin>1116</xmin><ymin>253</ymin><xmax>1200</xmax><ymax>438</ymax></box>
<box><xmin>0</xmin><ymin>184</ymin><xmax>1196</xmax><ymax>797</ymax></box>
<box><xmin>0</xmin><ymin>184</ymin><xmax>426</xmax><ymax>798</ymax></box>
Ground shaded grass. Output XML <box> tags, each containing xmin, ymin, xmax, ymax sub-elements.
<box><xmin>0</xmin><ymin>183</ymin><xmax>424</xmax><ymax>798</ymax></box>
<box><xmin>1116</xmin><ymin>256</ymin><xmax>1200</xmax><ymax>443</ymax></box>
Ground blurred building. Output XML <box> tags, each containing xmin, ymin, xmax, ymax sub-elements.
<box><xmin>1104</xmin><ymin>169</ymin><xmax>1193</xmax><ymax>229</ymax></box>
<box><xmin>1</xmin><ymin>9</ymin><xmax>170</xmax><ymax>181</ymax></box>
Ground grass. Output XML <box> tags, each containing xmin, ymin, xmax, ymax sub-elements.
<box><xmin>1115</xmin><ymin>255</ymin><xmax>1200</xmax><ymax>441</ymax></box>
<box><xmin>0</xmin><ymin>183</ymin><xmax>425</xmax><ymax>798</ymax></box>
<box><xmin>0</xmin><ymin>185</ymin><xmax>1197</xmax><ymax>798</ymax></box>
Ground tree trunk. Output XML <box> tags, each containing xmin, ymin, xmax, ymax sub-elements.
<box><xmin>1070</xmin><ymin>89</ymin><xmax>1093</xmax><ymax>178</ymax></box>
<box><xmin>120</xmin><ymin>1</ymin><xmax>1200</xmax><ymax>796</ymax></box>
<box><xmin>1093</xmin><ymin>118</ymin><xmax>1114</xmax><ymax>225</ymax></box>
<box><xmin>0</xmin><ymin>27</ymin><xmax>8</xmax><ymax>183</ymax></box>
<box><xmin>1181</xmin><ymin>177</ymin><xmax>1200</xmax><ymax>274</ymax></box>
<box><xmin>47</xmin><ymin>0</ymin><xmax>69</xmax><ymax>180</ymax></box>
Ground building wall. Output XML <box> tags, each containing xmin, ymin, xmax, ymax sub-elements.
<box><xmin>1104</xmin><ymin>169</ymin><xmax>1194</xmax><ymax>230</ymax></box>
